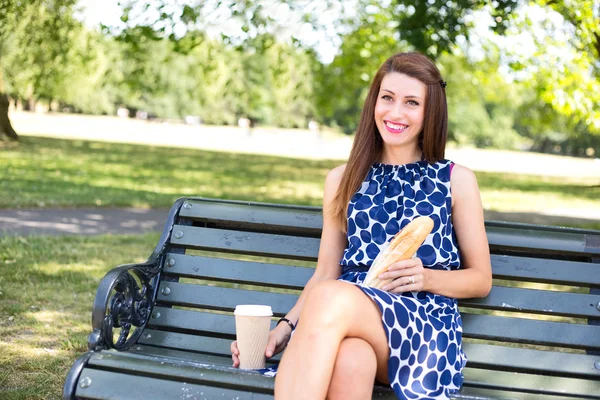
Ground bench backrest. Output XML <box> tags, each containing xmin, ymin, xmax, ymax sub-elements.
<box><xmin>138</xmin><ymin>197</ymin><xmax>600</xmax><ymax>386</ymax></box>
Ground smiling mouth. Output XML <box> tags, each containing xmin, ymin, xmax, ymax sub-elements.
<box><xmin>384</xmin><ymin>121</ymin><xmax>408</xmax><ymax>133</ymax></box>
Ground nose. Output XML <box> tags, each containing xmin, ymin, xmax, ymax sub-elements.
<box><xmin>389</xmin><ymin>102</ymin><xmax>405</xmax><ymax>119</ymax></box>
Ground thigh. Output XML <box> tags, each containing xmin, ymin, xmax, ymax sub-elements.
<box><xmin>344</xmin><ymin>284</ymin><xmax>391</xmax><ymax>384</ymax></box>
<box><xmin>308</xmin><ymin>281</ymin><xmax>391</xmax><ymax>384</ymax></box>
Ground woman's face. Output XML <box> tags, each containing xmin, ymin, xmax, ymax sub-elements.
<box><xmin>374</xmin><ymin>72</ymin><xmax>427</xmax><ymax>151</ymax></box>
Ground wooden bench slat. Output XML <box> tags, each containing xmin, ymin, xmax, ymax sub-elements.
<box><xmin>168</xmin><ymin>225</ymin><xmax>600</xmax><ymax>263</ymax></box>
<box><xmin>463</xmin><ymin>285</ymin><xmax>600</xmax><ymax>318</ymax></box>
<box><xmin>163</xmin><ymin>254</ymin><xmax>313</xmax><ymax>289</ymax></box>
<box><xmin>148</xmin><ymin>307</ymin><xmax>600</xmax><ymax>350</ymax></box>
<box><xmin>179</xmin><ymin>200</ymin><xmax>323</xmax><ymax>237</ymax></box>
<box><xmin>454</xmin><ymin>386</ymin><xmax>579</xmax><ymax>400</ymax></box>
<box><xmin>156</xmin><ymin>281</ymin><xmax>600</xmax><ymax>321</ymax></box>
<box><xmin>463</xmin><ymin>368</ymin><xmax>600</xmax><ymax>399</ymax></box>
<box><xmin>461</xmin><ymin>313</ymin><xmax>600</xmax><ymax>350</ymax></box>
<box><xmin>170</xmin><ymin>225</ymin><xmax>320</xmax><ymax>261</ymax></box>
<box><xmin>163</xmin><ymin>253</ymin><xmax>599</xmax><ymax>291</ymax></box>
<box><xmin>491</xmin><ymin>254</ymin><xmax>600</xmax><ymax>287</ymax></box>
<box><xmin>156</xmin><ymin>282</ymin><xmax>298</xmax><ymax>315</ymax></box>
<box><xmin>76</xmin><ymin>368</ymin><xmax>273</xmax><ymax>400</ymax></box>
<box><xmin>486</xmin><ymin>225</ymin><xmax>600</xmax><ymax>258</ymax></box>
<box><xmin>177</xmin><ymin>198</ymin><xmax>600</xmax><ymax>258</ymax></box>
<box><xmin>85</xmin><ymin>350</ymin><xmax>600</xmax><ymax>400</ymax></box>
<box><xmin>147</xmin><ymin>307</ymin><xmax>273</xmax><ymax>338</ymax></box>
<box><xmin>138</xmin><ymin>329</ymin><xmax>246</xmax><ymax>358</ymax></box>
<box><xmin>138</xmin><ymin>329</ymin><xmax>600</xmax><ymax>379</ymax></box>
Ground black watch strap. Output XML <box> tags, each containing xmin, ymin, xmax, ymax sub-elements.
<box><xmin>277</xmin><ymin>317</ymin><xmax>296</xmax><ymax>331</ymax></box>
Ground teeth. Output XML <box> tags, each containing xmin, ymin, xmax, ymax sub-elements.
<box><xmin>386</xmin><ymin>122</ymin><xmax>407</xmax><ymax>130</ymax></box>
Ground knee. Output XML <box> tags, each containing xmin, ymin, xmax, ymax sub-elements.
<box><xmin>303</xmin><ymin>281</ymin><xmax>355</xmax><ymax>320</ymax></box>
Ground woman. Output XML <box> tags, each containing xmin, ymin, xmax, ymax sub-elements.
<box><xmin>231</xmin><ymin>51</ymin><xmax>492</xmax><ymax>399</ymax></box>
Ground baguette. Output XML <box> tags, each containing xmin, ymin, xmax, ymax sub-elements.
<box><xmin>362</xmin><ymin>216</ymin><xmax>434</xmax><ymax>289</ymax></box>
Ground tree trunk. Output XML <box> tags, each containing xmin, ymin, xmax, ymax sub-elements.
<box><xmin>0</xmin><ymin>93</ymin><xmax>19</xmax><ymax>140</ymax></box>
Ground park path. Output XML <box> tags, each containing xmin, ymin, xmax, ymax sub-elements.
<box><xmin>1</xmin><ymin>207</ymin><xmax>598</xmax><ymax>237</ymax></box>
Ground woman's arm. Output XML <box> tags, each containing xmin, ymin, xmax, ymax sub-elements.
<box><xmin>233</xmin><ymin>165</ymin><xmax>348</xmax><ymax>366</ymax></box>
<box><xmin>423</xmin><ymin>164</ymin><xmax>492</xmax><ymax>298</ymax></box>
<box><xmin>279</xmin><ymin>164</ymin><xmax>349</xmax><ymax>327</ymax></box>
<box><xmin>379</xmin><ymin>164</ymin><xmax>492</xmax><ymax>299</ymax></box>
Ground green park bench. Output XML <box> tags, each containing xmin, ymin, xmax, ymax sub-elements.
<box><xmin>63</xmin><ymin>197</ymin><xmax>600</xmax><ymax>399</ymax></box>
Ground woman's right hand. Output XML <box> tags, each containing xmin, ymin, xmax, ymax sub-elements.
<box><xmin>231</xmin><ymin>324</ymin><xmax>293</xmax><ymax>368</ymax></box>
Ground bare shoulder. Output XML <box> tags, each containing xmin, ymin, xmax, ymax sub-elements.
<box><xmin>450</xmin><ymin>163</ymin><xmax>480</xmax><ymax>202</ymax></box>
<box><xmin>328</xmin><ymin>164</ymin><xmax>347</xmax><ymax>180</ymax></box>
<box><xmin>325</xmin><ymin>164</ymin><xmax>347</xmax><ymax>188</ymax></box>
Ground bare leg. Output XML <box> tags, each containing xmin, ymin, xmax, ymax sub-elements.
<box><xmin>274</xmin><ymin>281</ymin><xmax>389</xmax><ymax>399</ymax></box>
<box><xmin>326</xmin><ymin>338</ymin><xmax>377</xmax><ymax>400</ymax></box>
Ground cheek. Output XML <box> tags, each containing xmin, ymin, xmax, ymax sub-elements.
<box><xmin>374</xmin><ymin>103</ymin><xmax>386</xmax><ymax>120</ymax></box>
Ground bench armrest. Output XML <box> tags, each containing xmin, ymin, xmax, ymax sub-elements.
<box><xmin>86</xmin><ymin>198</ymin><xmax>187</xmax><ymax>351</ymax></box>
<box><xmin>87</xmin><ymin>261</ymin><xmax>161</xmax><ymax>351</ymax></box>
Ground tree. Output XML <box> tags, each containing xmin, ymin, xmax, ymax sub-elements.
<box><xmin>0</xmin><ymin>0</ymin><xmax>81</xmax><ymax>140</ymax></box>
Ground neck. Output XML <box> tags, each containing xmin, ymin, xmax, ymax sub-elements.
<box><xmin>380</xmin><ymin>146</ymin><xmax>422</xmax><ymax>165</ymax></box>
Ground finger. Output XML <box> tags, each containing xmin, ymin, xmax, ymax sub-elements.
<box><xmin>231</xmin><ymin>341</ymin><xmax>239</xmax><ymax>356</ymax></box>
<box><xmin>379</xmin><ymin>266</ymin><xmax>422</xmax><ymax>280</ymax></box>
<box><xmin>265</xmin><ymin>338</ymin><xmax>277</xmax><ymax>358</ymax></box>
<box><xmin>389</xmin><ymin>282</ymin><xmax>422</xmax><ymax>294</ymax></box>
<box><xmin>232</xmin><ymin>353</ymin><xmax>240</xmax><ymax>368</ymax></box>
<box><xmin>385</xmin><ymin>259</ymin><xmax>413</xmax><ymax>271</ymax></box>
<box><xmin>387</xmin><ymin>258</ymin><xmax>422</xmax><ymax>271</ymax></box>
<box><xmin>381</xmin><ymin>275</ymin><xmax>414</xmax><ymax>291</ymax></box>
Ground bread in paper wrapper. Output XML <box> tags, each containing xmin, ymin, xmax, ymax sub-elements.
<box><xmin>362</xmin><ymin>216</ymin><xmax>434</xmax><ymax>289</ymax></box>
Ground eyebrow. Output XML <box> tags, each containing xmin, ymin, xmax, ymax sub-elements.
<box><xmin>381</xmin><ymin>89</ymin><xmax>422</xmax><ymax>99</ymax></box>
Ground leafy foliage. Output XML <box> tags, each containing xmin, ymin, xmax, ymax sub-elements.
<box><xmin>0</xmin><ymin>0</ymin><xmax>598</xmax><ymax>154</ymax></box>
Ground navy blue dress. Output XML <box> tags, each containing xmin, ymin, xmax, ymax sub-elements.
<box><xmin>262</xmin><ymin>160</ymin><xmax>466</xmax><ymax>400</ymax></box>
<box><xmin>339</xmin><ymin>160</ymin><xmax>466</xmax><ymax>399</ymax></box>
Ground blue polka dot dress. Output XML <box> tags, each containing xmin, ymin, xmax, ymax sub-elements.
<box><xmin>260</xmin><ymin>159</ymin><xmax>466</xmax><ymax>399</ymax></box>
<box><xmin>339</xmin><ymin>159</ymin><xmax>466</xmax><ymax>399</ymax></box>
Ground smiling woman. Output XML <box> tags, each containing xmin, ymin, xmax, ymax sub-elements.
<box><xmin>230</xmin><ymin>52</ymin><xmax>493</xmax><ymax>400</ymax></box>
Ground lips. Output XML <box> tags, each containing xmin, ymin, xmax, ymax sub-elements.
<box><xmin>384</xmin><ymin>120</ymin><xmax>408</xmax><ymax>134</ymax></box>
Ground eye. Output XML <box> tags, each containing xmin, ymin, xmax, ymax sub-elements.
<box><xmin>407</xmin><ymin>100</ymin><xmax>420</xmax><ymax>106</ymax></box>
<box><xmin>381</xmin><ymin>95</ymin><xmax>393</xmax><ymax>101</ymax></box>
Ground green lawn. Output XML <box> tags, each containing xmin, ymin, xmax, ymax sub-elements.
<box><xmin>0</xmin><ymin>233</ymin><xmax>159</xmax><ymax>399</ymax></box>
<box><xmin>0</xmin><ymin>135</ymin><xmax>599</xmax><ymax>398</ymax></box>
<box><xmin>1</xmin><ymin>137</ymin><xmax>599</xmax><ymax>229</ymax></box>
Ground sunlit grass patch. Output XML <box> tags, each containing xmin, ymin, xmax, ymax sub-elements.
<box><xmin>0</xmin><ymin>233</ymin><xmax>159</xmax><ymax>399</ymax></box>
<box><xmin>1</xmin><ymin>136</ymin><xmax>598</xmax><ymax>229</ymax></box>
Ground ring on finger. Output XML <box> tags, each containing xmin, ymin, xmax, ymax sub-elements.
<box><xmin>409</xmin><ymin>275</ymin><xmax>414</xmax><ymax>284</ymax></box>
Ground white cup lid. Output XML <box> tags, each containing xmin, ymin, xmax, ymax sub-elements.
<box><xmin>234</xmin><ymin>305</ymin><xmax>273</xmax><ymax>316</ymax></box>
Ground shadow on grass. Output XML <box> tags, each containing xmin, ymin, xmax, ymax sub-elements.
<box><xmin>1</xmin><ymin>136</ymin><xmax>598</xmax><ymax>230</ymax></box>
<box><xmin>1</xmin><ymin>136</ymin><xmax>337</xmax><ymax>208</ymax></box>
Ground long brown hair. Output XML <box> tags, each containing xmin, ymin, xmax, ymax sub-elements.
<box><xmin>331</xmin><ymin>52</ymin><xmax>448</xmax><ymax>231</ymax></box>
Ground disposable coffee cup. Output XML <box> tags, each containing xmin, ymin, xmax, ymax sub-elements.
<box><xmin>234</xmin><ymin>305</ymin><xmax>273</xmax><ymax>369</ymax></box>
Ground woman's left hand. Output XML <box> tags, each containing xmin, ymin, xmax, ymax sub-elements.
<box><xmin>378</xmin><ymin>258</ymin><xmax>426</xmax><ymax>293</ymax></box>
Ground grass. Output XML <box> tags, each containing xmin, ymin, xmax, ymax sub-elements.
<box><xmin>0</xmin><ymin>233</ymin><xmax>159</xmax><ymax>400</ymax></box>
<box><xmin>0</xmin><ymin>135</ymin><xmax>598</xmax><ymax>398</ymax></box>
<box><xmin>0</xmin><ymin>136</ymin><xmax>331</xmax><ymax>209</ymax></box>
<box><xmin>1</xmin><ymin>136</ymin><xmax>599</xmax><ymax>230</ymax></box>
